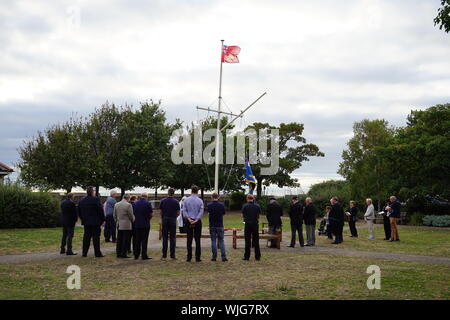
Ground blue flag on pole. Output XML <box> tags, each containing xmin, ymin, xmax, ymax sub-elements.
<box><xmin>245</xmin><ymin>159</ymin><xmax>257</xmax><ymax>194</ymax></box>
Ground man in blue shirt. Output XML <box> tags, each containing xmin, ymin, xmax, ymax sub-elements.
<box><xmin>104</xmin><ymin>190</ymin><xmax>118</xmax><ymax>243</ymax></box>
<box><xmin>182</xmin><ymin>185</ymin><xmax>204</xmax><ymax>262</ymax></box>
<box><xmin>160</xmin><ymin>188</ymin><xmax>180</xmax><ymax>260</ymax></box>
<box><xmin>242</xmin><ymin>194</ymin><xmax>261</xmax><ymax>261</ymax></box>
<box><xmin>207</xmin><ymin>193</ymin><xmax>228</xmax><ymax>262</ymax></box>
<box><xmin>132</xmin><ymin>193</ymin><xmax>153</xmax><ymax>260</ymax></box>
<box><xmin>388</xmin><ymin>195</ymin><xmax>401</xmax><ymax>241</ymax></box>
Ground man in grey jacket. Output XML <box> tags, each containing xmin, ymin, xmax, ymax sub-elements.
<box><xmin>114</xmin><ymin>194</ymin><xmax>135</xmax><ymax>258</ymax></box>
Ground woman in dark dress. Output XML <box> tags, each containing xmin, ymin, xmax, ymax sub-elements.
<box><xmin>346</xmin><ymin>201</ymin><xmax>358</xmax><ymax>237</ymax></box>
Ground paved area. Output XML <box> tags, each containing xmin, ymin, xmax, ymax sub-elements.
<box><xmin>1</xmin><ymin>229</ymin><xmax>450</xmax><ymax>266</ymax></box>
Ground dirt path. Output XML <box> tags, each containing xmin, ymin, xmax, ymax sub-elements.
<box><xmin>1</xmin><ymin>229</ymin><xmax>449</xmax><ymax>266</ymax></box>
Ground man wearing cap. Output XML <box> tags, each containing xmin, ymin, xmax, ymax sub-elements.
<box><xmin>242</xmin><ymin>194</ymin><xmax>261</xmax><ymax>261</ymax></box>
<box><xmin>288</xmin><ymin>196</ymin><xmax>304</xmax><ymax>248</ymax></box>
<box><xmin>266</xmin><ymin>197</ymin><xmax>283</xmax><ymax>248</ymax></box>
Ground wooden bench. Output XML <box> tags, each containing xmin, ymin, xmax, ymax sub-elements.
<box><xmin>261</xmin><ymin>222</ymin><xmax>283</xmax><ymax>242</ymax></box>
<box><xmin>158</xmin><ymin>224</ymin><xmax>239</xmax><ymax>249</ymax></box>
<box><xmin>232</xmin><ymin>229</ymin><xmax>282</xmax><ymax>249</ymax></box>
<box><xmin>158</xmin><ymin>223</ymin><xmax>211</xmax><ymax>240</ymax></box>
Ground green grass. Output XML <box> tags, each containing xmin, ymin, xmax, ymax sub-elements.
<box><xmin>315</xmin><ymin>222</ymin><xmax>450</xmax><ymax>257</ymax></box>
<box><xmin>1</xmin><ymin>214</ymin><xmax>449</xmax><ymax>257</ymax></box>
<box><xmin>0</xmin><ymin>250</ymin><xmax>448</xmax><ymax>300</ymax></box>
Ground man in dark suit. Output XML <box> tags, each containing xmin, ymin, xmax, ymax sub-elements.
<box><xmin>328</xmin><ymin>196</ymin><xmax>344</xmax><ymax>244</ymax></box>
<box><xmin>382</xmin><ymin>199</ymin><xmax>392</xmax><ymax>240</ymax></box>
<box><xmin>266</xmin><ymin>197</ymin><xmax>282</xmax><ymax>248</ymax></box>
<box><xmin>132</xmin><ymin>193</ymin><xmax>153</xmax><ymax>260</ymax></box>
<box><xmin>60</xmin><ymin>193</ymin><xmax>78</xmax><ymax>255</ymax></box>
<box><xmin>304</xmin><ymin>197</ymin><xmax>317</xmax><ymax>246</ymax></box>
<box><xmin>78</xmin><ymin>186</ymin><xmax>105</xmax><ymax>257</ymax></box>
<box><xmin>288</xmin><ymin>196</ymin><xmax>304</xmax><ymax>247</ymax></box>
<box><xmin>242</xmin><ymin>194</ymin><xmax>261</xmax><ymax>261</ymax></box>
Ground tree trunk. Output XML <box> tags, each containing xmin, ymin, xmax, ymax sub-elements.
<box><xmin>181</xmin><ymin>189</ymin><xmax>185</xmax><ymax>197</ymax></box>
<box><xmin>154</xmin><ymin>186</ymin><xmax>158</xmax><ymax>200</ymax></box>
<box><xmin>120</xmin><ymin>188</ymin><xmax>125</xmax><ymax>198</ymax></box>
<box><xmin>201</xmin><ymin>188</ymin><xmax>204</xmax><ymax>200</ymax></box>
<box><xmin>96</xmin><ymin>185</ymin><xmax>100</xmax><ymax>198</ymax></box>
<box><xmin>65</xmin><ymin>187</ymin><xmax>72</xmax><ymax>194</ymax></box>
<box><xmin>256</xmin><ymin>177</ymin><xmax>263</xmax><ymax>198</ymax></box>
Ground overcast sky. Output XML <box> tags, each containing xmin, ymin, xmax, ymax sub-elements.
<box><xmin>1</xmin><ymin>0</ymin><xmax>449</xmax><ymax>193</ymax></box>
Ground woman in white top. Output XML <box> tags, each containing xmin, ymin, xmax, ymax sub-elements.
<box><xmin>364</xmin><ymin>198</ymin><xmax>376</xmax><ymax>239</ymax></box>
<box><xmin>177</xmin><ymin>196</ymin><xmax>187</xmax><ymax>233</ymax></box>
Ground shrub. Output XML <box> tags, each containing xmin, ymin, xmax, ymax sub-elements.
<box><xmin>0</xmin><ymin>184</ymin><xmax>61</xmax><ymax>228</ymax></box>
<box><xmin>229</xmin><ymin>192</ymin><xmax>247</xmax><ymax>211</ymax></box>
<box><xmin>409</xmin><ymin>212</ymin><xmax>425</xmax><ymax>226</ymax></box>
<box><xmin>422</xmin><ymin>215</ymin><xmax>450</xmax><ymax>227</ymax></box>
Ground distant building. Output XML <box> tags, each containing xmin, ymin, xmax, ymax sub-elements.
<box><xmin>0</xmin><ymin>162</ymin><xmax>14</xmax><ymax>185</ymax></box>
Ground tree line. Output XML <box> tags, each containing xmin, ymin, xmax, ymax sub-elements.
<box><xmin>17</xmin><ymin>101</ymin><xmax>323</xmax><ymax>197</ymax></box>
<box><xmin>307</xmin><ymin>103</ymin><xmax>450</xmax><ymax>212</ymax></box>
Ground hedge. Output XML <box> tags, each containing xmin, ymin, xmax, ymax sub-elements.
<box><xmin>422</xmin><ymin>215</ymin><xmax>450</xmax><ymax>227</ymax></box>
<box><xmin>0</xmin><ymin>184</ymin><xmax>61</xmax><ymax>228</ymax></box>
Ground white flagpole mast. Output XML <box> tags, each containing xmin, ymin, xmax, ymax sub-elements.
<box><xmin>214</xmin><ymin>40</ymin><xmax>224</xmax><ymax>194</ymax></box>
<box><xmin>196</xmin><ymin>40</ymin><xmax>266</xmax><ymax>194</ymax></box>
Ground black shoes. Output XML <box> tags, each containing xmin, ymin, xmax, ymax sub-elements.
<box><xmin>222</xmin><ymin>258</ymin><xmax>228</xmax><ymax>262</ymax></box>
<box><xmin>242</xmin><ymin>258</ymin><xmax>249</xmax><ymax>261</ymax></box>
<box><xmin>96</xmin><ymin>254</ymin><xmax>105</xmax><ymax>258</ymax></box>
<box><xmin>66</xmin><ymin>252</ymin><xmax>77</xmax><ymax>256</ymax></box>
<box><xmin>60</xmin><ymin>250</ymin><xmax>66</xmax><ymax>254</ymax></box>
<box><xmin>211</xmin><ymin>258</ymin><xmax>217</xmax><ymax>261</ymax></box>
<box><xmin>142</xmin><ymin>256</ymin><xmax>152</xmax><ymax>260</ymax></box>
<box><xmin>196</xmin><ymin>259</ymin><xmax>202</xmax><ymax>262</ymax></box>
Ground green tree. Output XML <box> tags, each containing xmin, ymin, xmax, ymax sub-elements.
<box><xmin>338</xmin><ymin>119</ymin><xmax>395</xmax><ymax>209</ymax></box>
<box><xmin>80</xmin><ymin>102</ymin><xmax>125</xmax><ymax>195</ymax></box>
<box><xmin>167</xmin><ymin>116</ymin><xmax>243</xmax><ymax>198</ymax></box>
<box><xmin>386</xmin><ymin>104</ymin><xmax>450</xmax><ymax>199</ymax></box>
<box><xmin>131</xmin><ymin>101</ymin><xmax>179</xmax><ymax>198</ymax></box>
<box><xmin>17</xmin><ymin>116</ymin><xmax>85</xmax><ymax>193</ymax></box>
<box><xmin>244</xmin><ymin>122</ymin><xmax>324</xmax><ymax>198</ymax></box>
<box><xmin>434</xmin><ymin>0</ymin><xmax>450</xmax><ymax>33</ymax></box>
<box><xmin>307</xmin><ymin>180</ymin><xmax>351</xmax><ymax>213</ymax></box>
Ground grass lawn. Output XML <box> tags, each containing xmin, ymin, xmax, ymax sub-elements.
<box><xmin>1</xmin><ymin>213</ymin><xmax>449</xmax><ymax>257</ymax></box>
<box><xmin>316</xmin><ymin>222</ymin><xmax>450</xmax><ymax>257</ymax></box>
<box><xmin>0</xmin><ymin>249</ymin><xmax>448</xmax><ymax>300</ymax></box>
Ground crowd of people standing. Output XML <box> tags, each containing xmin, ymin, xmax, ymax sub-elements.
<box><xmin>59</xmin><ymin>186</ymin><xmax>402</xmax><ymax>261</ymax></box>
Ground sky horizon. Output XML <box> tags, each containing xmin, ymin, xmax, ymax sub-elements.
<box><xmin>1</xmin><ymin>0</ymin><xmax>449</xmax><ymax>193</ymax></box>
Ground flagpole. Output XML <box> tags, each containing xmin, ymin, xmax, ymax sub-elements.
<box><xmin>214</xmin><ymin>40</ymin><xmax>224</xmax><ymax>194</ymax></box>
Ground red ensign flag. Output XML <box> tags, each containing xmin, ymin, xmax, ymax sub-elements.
<box><xmin>221</xmin><ymin>45</ymin><xmax>241</xmax><ymax>63</ymax></box>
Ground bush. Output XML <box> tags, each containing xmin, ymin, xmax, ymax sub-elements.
<box><xmin>422</xmin><ymin>215</ymin><xmax>450</xmax><ymax>227</ymax></box>
<box><xmin>409</xmin><ymin>212</ymin><xmax>425</xmax><ymax>226</ymax></box>
<box><xmin>229</xmin><ymin>192</ymin><xmax>247</xmax><ymax>211</ymax></box>
<box><xmin>0</xmin><ymin>184</ymin><xmax>61</xmax><ymax>228</ymax></box>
